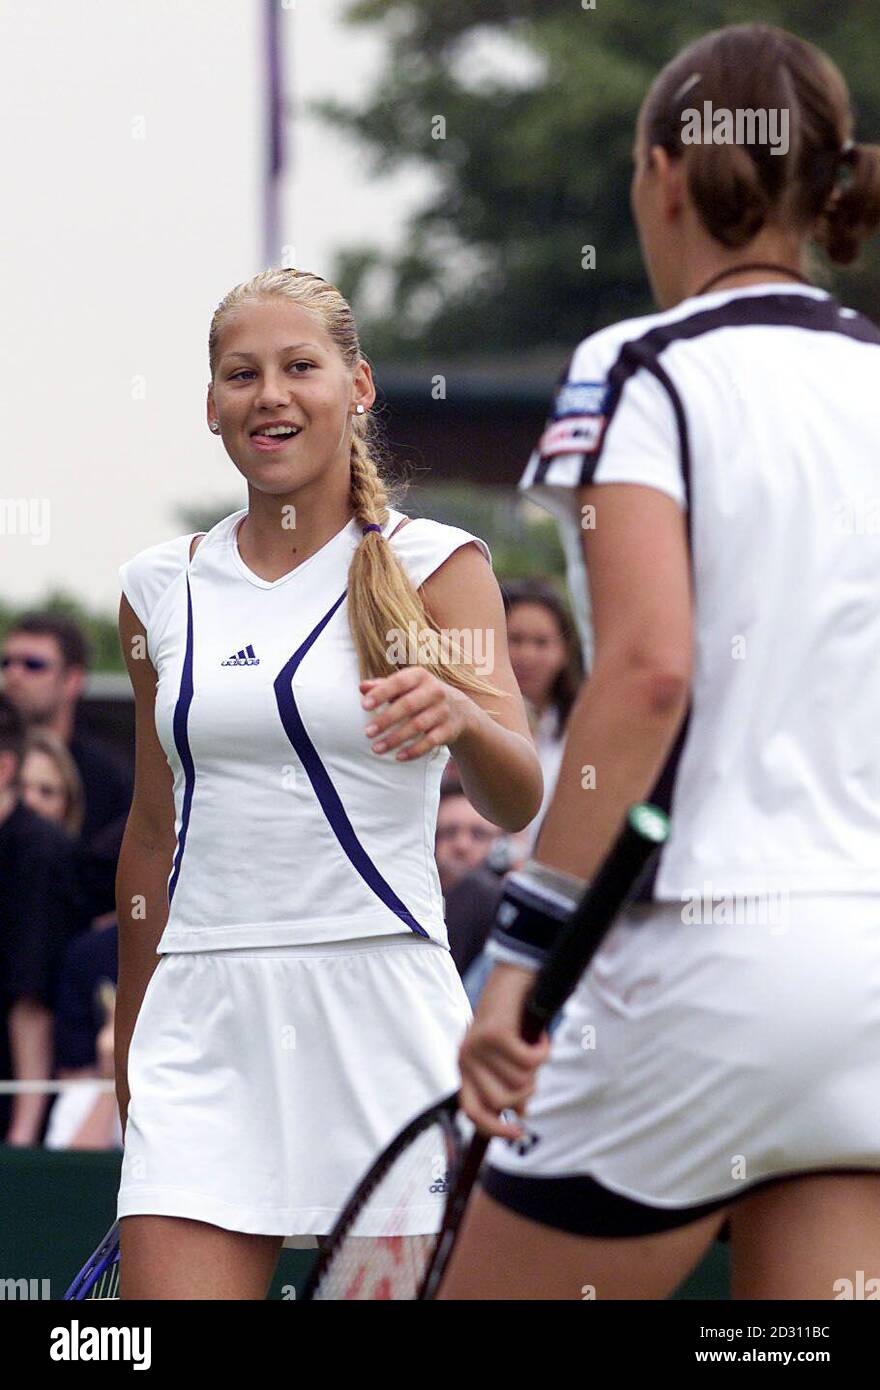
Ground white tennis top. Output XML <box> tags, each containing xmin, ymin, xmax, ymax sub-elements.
<box><xmin>119</xmin><ymin>507</ymin><xmax>491</xmax><ymax>951</ymax></box>
<box><xmin>519</xmin><ymin>283</ymin><xmax>880</xmax><ymax>897</ymax></box>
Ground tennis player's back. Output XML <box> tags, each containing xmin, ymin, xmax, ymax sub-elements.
<box><xmin>523</xmin><ymin>283</ymin><xmax>880</xmax><ymax>895</ymax></box>
<box><xmin>663</xmin><ymin>288</ymin><xmax>880</xmax><ymax>894</ymax></box>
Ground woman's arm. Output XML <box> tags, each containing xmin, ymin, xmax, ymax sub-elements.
<box><xmin>114</xmin><ymin>593</ymin><xmax>178</xmax><ymax>1138</ymax></box>
<box><xmin>458</xmin><ymin>483</ymin><xmax>693</xmax><ymax>1133</ymax></box>
<box><xmin>531</xmin><ymin>482</ymin><xmax>692</xmax><ymax>879</ymax></box>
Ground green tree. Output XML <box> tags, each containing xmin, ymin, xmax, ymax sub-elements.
<box><xmin>320</xmin><ymin>0</ymin><xmax>880</xmax><ymax>356</ymax></box>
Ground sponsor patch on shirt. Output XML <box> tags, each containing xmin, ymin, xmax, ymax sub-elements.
<box><xmin>553</xmin><ymin>380</ymin><xmax>609</xmax><ymax>419</ymax></box>
<box><xmin>538</xmin><ymin>413</ymin><xmax>606</xmax><ymax>458</ymax></box>
<box><xmin>536</xmin><ymin>379</ymin><xmax>609</xmax><ymax>460</ymax></box>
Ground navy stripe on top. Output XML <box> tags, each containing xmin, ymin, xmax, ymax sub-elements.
<box><xmin>168</xmin><ymin>575</ymin><xmax>196</xmax><ymax>905</ymax></box>
<box><xmin>274</xmin><ymin>591</ymin><xmax>430</xmax><ymax>937</ymax></box>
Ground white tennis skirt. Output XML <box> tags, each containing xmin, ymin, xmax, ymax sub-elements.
<box><xmin>488</xmin><ymin>893</ymin><xmax>880</xmax><ymax>1210</ymax></box>
<box><xmin>117</xmin><ymin>935</ymin><xmax>471</xmax><ymax>1237</ymax></box>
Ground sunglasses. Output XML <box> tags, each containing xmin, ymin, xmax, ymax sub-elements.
<box><xmin>1</xmin><ymin>654</ymin><xmax>55</xmax><ymax>672</ymax></box>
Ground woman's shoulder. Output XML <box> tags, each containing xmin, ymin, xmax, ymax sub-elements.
<box><xmin>564</xmin><ymin>299</ymin><xmax>706</xmax><ymax>385</ymax></box>
<box><xmin>386</xmin><ymin>512</ymin><xmax>492</xmax><ymax>589</ymax></box>
<box><xmin>118</xmin><ymin>530</ymin><xmax>202</xmax><ymax>630</ymax></box>
<box><xmin>118</xmin><ymin>510</ymin><xmax>239</xmax><ymax>629</ymax></box>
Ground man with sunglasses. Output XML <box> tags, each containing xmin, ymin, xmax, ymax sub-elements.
<box><xmin>1</xmin><ymin>613</ymin><xmax>132</xmax><ymax>846</ymax></box>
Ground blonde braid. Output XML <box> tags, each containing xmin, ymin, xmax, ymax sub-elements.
<box><xmin>347</xmin><ymin>432</ymin><xmax>506</xmax><ymax>705</ymax></box>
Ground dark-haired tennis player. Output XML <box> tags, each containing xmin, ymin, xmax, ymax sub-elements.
<box><xmin>442</xmin><ymin>23</ymin><xmax>880</xmax><ymax>1300</ymax></box>
<box><xmin>114</xmin><ymin>269</ymin><xmax>542</xmax><ymax>1298</ymax></box>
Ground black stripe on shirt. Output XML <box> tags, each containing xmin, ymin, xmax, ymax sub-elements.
<box><xmin>535</xmin><ymin>292</ymin><xmax>880</xmax><ymax>500</ymax></box>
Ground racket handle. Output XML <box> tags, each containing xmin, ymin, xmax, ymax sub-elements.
<box><xmin>519</xmin><ymin>803</ymin><xmax>669</xmax><ymax>1044</ymax></box>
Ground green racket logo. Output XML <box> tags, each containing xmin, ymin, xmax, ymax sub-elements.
<box><xmin>628</xmin><ymin>803</ymin><xmax>670</xmax><ymax>844</ymax></box>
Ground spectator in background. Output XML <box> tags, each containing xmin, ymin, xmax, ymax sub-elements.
<box><xmin>1</xmin><ymin>613</ymin><xmax>132</xmax><ymax>844</ymax></box>
<box><xmin>20</xmin><ymin>727</ymin><xmax>85</xmax><ymax>838</ymax></box>
<box><xmin>46</xmin><ymin>932</ymin><xmax>120</xmax><ymax>1150</ymax></box>
<box><xmin>75</xmin><ymin>813</ymin><xmax>127</xmax><ymax>925</ymax></box>
<box><xmin>21</xmin><ymin>720</ymin><xmax>123</xmax><ymax>931</ymax></box>
<box><xmin>438</xmin><ymin>773</ymin><xmax>531</xmax><ymax>980</ymax></box>
<box><xmin>435</xmin><ymin>774</ymin><xmax>502</xmax><ymax>899</ymax></box>
<box><xmin>46</xmin><ymin>816</ymin><xmax>124</xmax><ymax>1148</ymax></box>
<box><xmin>0</xmin><ymin>693</ymin><xmax>89</xmax><ymax>1145</ymax></box>
<box><xmin>503</xmin><ymin>580</ymin><xmax>585</xmax><ymax>853</ymax></box>
<box><xmin>441</xmin><ymin>582</ymin><xmax>583</xmax><ymax>1002</ymax></box>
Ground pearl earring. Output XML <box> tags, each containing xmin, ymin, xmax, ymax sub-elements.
<box><xmin>210</xmin><ymin>421</ymin><xmax>221</xmax><ymax>433</ymax></box>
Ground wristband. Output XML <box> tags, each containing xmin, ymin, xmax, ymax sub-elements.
<box><xmin>486</xmin><ymin>859</ymin><xmax>588</xmax><ymax>970</ymax></box>
<box><xmin>521</xmin><ymin>857</ymin><xmax>589</xmax><ymax>903</ymax></box>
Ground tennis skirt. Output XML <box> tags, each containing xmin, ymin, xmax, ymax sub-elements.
<box><xmin>484</xmin><ymin>893</ymin><xmax>880</xmax><ymax>1235</ymax></box>
<box><xmin>117</xmin><ymin>935</ymin><xmax>471</xmax><ymax>1238</ymax></box>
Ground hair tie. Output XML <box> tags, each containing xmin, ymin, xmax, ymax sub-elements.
<box><xmin>673</xmin><ymin>71</ymin><xmax>702</xmax><ymax>104</ymax></box>
<box><xmin>362</xmin><ymin>524</ymin><xmax>382</xmax><ymax>536</ymax></box>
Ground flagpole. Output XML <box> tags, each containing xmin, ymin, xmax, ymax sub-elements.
<box><xmin>264</xmin><ymin>0</ymin><xmax>286</xmax><ymax>268</ymax></box>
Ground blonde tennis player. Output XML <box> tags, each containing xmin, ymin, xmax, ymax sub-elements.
<box><xmin>114</xmin><ymin>268</ymin><xmax>542</xmax><ymax>1298</ymax></box>
<box><xmin>442</xmin><ymin>22</ymin><xmax>880</xmax><ymax>1300</ymax></box>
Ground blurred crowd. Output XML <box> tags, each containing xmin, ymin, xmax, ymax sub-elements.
<box><xmin>0</xmin><ymin>578</ymin><xmax>583</xmax><ymax>1151</ymax></box>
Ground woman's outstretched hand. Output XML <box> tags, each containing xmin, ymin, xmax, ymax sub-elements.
<box><xmin>360</xmin><ymin>667</ymin><xmax>475</xmax><ymax>761</ymax></box>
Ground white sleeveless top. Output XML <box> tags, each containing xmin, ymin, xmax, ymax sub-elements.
<box><xmin>118</xmin><ymin>507</ymin><xmax>492</xmax><ymax>952</ymax></box>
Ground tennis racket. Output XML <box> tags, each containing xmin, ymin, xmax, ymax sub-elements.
<box><xmin>62</xmin><ymin>983</ymin><xmax>121</xmax><ymax>1299</ymax></box>
<box><xmin>302</xmin><ymin>801</ymin><xmax>670</xmax><ymax>1301</ymax></box>
<box><xmin>63</xmin><ymin>1220</ymin><xmax>120</xmax><ymax>1300</ymax></box>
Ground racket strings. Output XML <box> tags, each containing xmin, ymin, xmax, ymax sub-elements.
<box><xmin>84</xmin><ymin>1263</ymin><xmax>120</xmax><ymax>1299</ymax></box>
<box><xmin>309</xmin><ymin>1118</ymin><xmax>456</xmax><ymax>1300</ymax></box>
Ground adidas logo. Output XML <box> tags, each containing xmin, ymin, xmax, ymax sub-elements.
<box><xmin>221</xmin><ymin>643</ymin><xmax>260</xmax><ymax>667</ymax></box>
